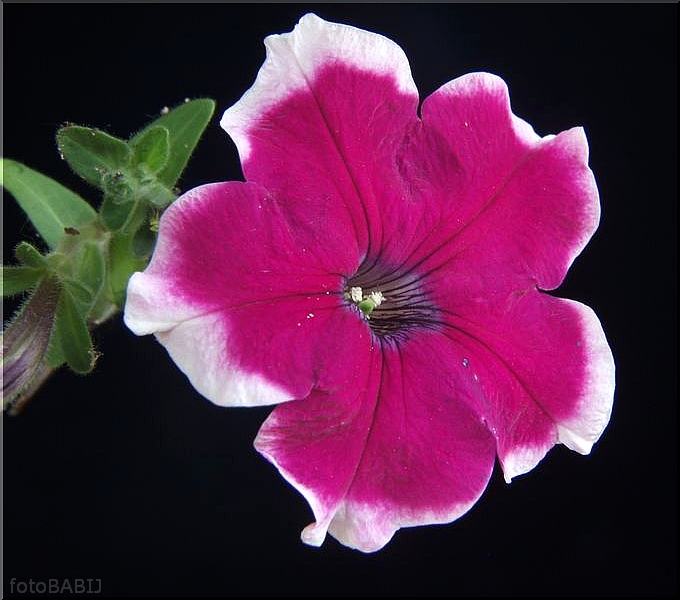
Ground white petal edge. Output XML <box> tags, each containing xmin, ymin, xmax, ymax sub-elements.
<box><xmin>257</xmin><ymin>417</ymin><xmax>492</xmax><ymax>552</ymax></box>
<box><xmin>124</xmin><ymin>182</ymin><xmax>233</xmax><ymax>337</ymax></box>
<box><xmin>220</xmin><ymin>12</ymin><xmax>418</xmax><ymax>162</ymax></box>
<box><xmin>501</xmin><ymin>437</ymin><xmax>556</xmax><ymax>484</ymax></box>
<box><xmin>156</xmin><ymin>311</ymin><xmax>292</xmax><ymax>408</ymax></box>
<box><xmin>556</xmin><ymin>299</ymin><xmax>616</xmax><ymax>454</ymax></box>
<box><xmin>327</xmin><ymin>474</ymin><xmax>492</xmax><ymax>553</ymax></box>
<box><xmin>123</xmin><ymin>184</ymin><xmax>220</xmax><ymax>335</ymax></box>
<box><xmin>500</xmin><ymin>299</ymin><xmax>615</xmax><ymax>483</ymax></box>
<box><xmin>544</xmin><ymin>127</ymin><xmax>602</xmax><ymax>285</ymax></box>
<box><xmin>124</xmin><ymin>271</ymin><xmax>201</xmax><ymax>335</ymax></box>
<box><xmin>426</xmin><ymin>71</ymin><xmax>543</xmax><ymax>147</ymax></box>
<box><xmin>254</xmin><ymin>412</ymin><xmax>335</xmax><ymax>547</ymax></box>
<box><xmin>123</xmin><ymin>182</ymin><xmax>295</xmax><ymax>408</ymax></box>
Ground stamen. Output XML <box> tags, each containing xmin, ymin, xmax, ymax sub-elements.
<box><xmin>369</xmin><ymin>291</ymin><xmax>384</xmax><ymax>306</ymax></box>
<box><xmin>344</xmin><ymin>259</ymin><xmax>440</xmax><ymax>341</ymax></box>
<box><xmin>346</xmin><ymin>285</ymin><xmax>384</xmax><ymax>319</ymax></box>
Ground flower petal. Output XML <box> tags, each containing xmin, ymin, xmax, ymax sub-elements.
<box><xmin>254</xmin><ymin>330</ymin><xmax>381</xmax><ymax>547</ymax></box>
<box><xmin>124</xmin><ymin>181</ymin><xmax>361</xmax><ymax>406</ymax></box>
<box><xmin>428</xmin><ymin>287</ymin><xmax>615</xmax><ymax>482</ymax></box>
<box><xmin>255</xmin><ymin>331</ymin><xmax>496</xmax><ymax>552</ymax></box>
<box><xmin>394</xmin><ymin>73</ymin><xmax>598</xmax><ymax>291</ymax></box>
<box><xmin>221</xmin><ymin>13</ymin><xmax>419</xmax><ymax>258</ymax></box>
<box><xmin>126</xmin><ymin>16</ymin><xmax>614</xmax><ymax>552</ymax></box>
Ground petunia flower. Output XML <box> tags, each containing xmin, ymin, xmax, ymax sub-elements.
<box><xmin>124</xmin><ymin>14</ymin><xmax>615</xmax><ymax>552</ymax></box>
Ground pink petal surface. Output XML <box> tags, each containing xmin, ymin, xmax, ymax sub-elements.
<box><xmin>221</xmin><ymin>13</ymin><xmax>419</xmax><ymax>262</ymax></box>
<box><xmin>256</xmin><ymin>332</ymin><xmax>495</xmax><ymax>552</ymax></box>
<box><xmin>385</xmin><ymin>74</ymin><xmax>600</xmax><ymax>288</ymax></box>
<box><xmin>125</xmin><ymin>181</ymin><xmax>361</xmax><ymax>406</ymax></box>
<box><xmin>125</xmin><ymin>13</ymin><xmax>615</xmax><ymax>551</ymax></box>
<box><xmin>431</xmin><ymin>290</ymin><xmax>613</xmax><ymax>481</ymax></box>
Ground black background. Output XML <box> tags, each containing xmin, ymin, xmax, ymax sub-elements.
<box><xmin>2</xmin><ymin>3</ymin><xmax>677</xmax><ymax>598</ymax></box>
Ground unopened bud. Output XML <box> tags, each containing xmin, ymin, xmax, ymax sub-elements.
<box><xmin>1</xmin><ymin>278</ymin><xmax>59</xmax><ymax>411</ymax></box>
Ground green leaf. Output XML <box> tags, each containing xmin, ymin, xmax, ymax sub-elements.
<box><xmin>108</xmin><ymin>231</ymin><xmax>146</xmax><ymax>307</ymax></box>
<box><xmin>132</xmin><ymin>222</ymin><xmax>156</xmax><ymax>258</ymax></box>
<box><xmin>131</xmin><ymin>126</ymin><xmax>170</xmax><ymax>174</ymax></box>
<box><xmin>63</xmin><ymin>279</ymin><xmax>94</xmax><ymax>308</ymax></box>
<box><xmin>100</xmin><ymin>195</ymin><xmax>135</xmax><ymax>231</ymax></box>
<box><xmin>45</xmin><ymin>331</ymin><xmax>65</xmax><ymax>368</ymax></box>
<box><xmin>55</xmin><ymin>288</ymin><xmax>94</xmax><ymax>374</ymax></box>
<box><xmin>102</xmin><ymin>171</ymin><xmax>135</xmax><ymax>204</ymax></box>
<box><xmin>15</xmin><ymin>241</ymin><xmax>47</xmax><ymax>268</ymax></box>
<box><xmin>2</xmin><ymin>265</ymin><xmax>44</xmax><ymax>296</ymax></box>
<box><xmin>1</xmin><ymin>159</ymin><xmax>97</xmax><ymax>249</ymax></box>
<box><xmin>15</xmin><ymin>243</ymin><xmax>66</xmax><ymax>276</ymax></box>
<box><xmin>74</xmin><ymin>242</ymin><xmax>106</xmax><ymax>301</ymax></box>
<box><xmin>136</xmin><ymin>179</ymin><xmax>175</xmax><ymax>208</ymax></box>
<box><xmin>56</xmin><ymin>126</ymin><xmax>131</xmax><ymax>188</ymax></box>
<box><xmin>131</xmin><ymin>99</ymin><xmax>215</xmax><ymax>188</ymax></box>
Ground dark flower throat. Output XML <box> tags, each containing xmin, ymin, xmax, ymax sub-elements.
<box><xmin>345</xmin><ymin>258</ymin><xmax>441</xmax><ymax>342</ymax></box>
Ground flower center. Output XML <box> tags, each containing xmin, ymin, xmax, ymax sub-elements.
<box><xmin>344</xmin><ymin>260</ymin><xmax>440</xmax><ymax>341</ymax></box>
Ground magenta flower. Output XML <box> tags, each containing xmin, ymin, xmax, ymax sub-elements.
<box><xmin>124</xmin><ymin>14</ymin><xmax>615</xmax><ymax>552</ymax></box>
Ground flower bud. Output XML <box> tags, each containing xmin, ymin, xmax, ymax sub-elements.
<box><xmin>2</xmin><ymin>278</ymin><xmax>59</xmax><ymax>412</ymax></box>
